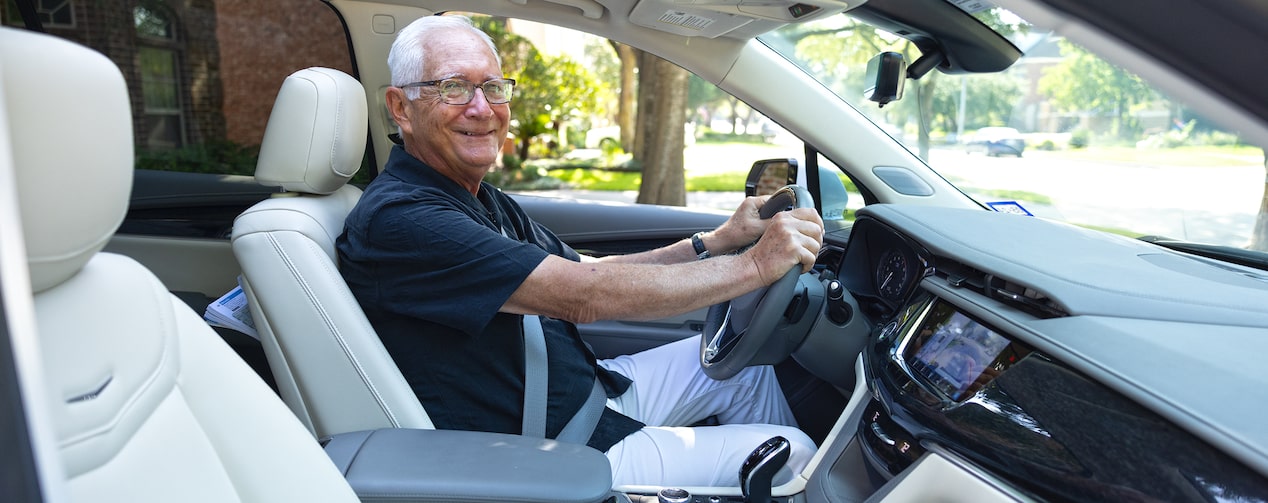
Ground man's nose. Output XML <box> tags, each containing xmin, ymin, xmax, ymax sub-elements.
<box><xmin>464</xmin><ymin>88</ymin><xmax>495</xmax><ymax>116</ymax></box>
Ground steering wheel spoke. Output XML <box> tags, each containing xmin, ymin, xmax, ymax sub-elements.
<box><xmin>700</xmin><ymin>185</ymin><xmax>816</xmax><ymax>380</ymax></box>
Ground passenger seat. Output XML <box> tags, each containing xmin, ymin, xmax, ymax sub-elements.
<box><xmin>1</xmin><ymin>27</ymin><xmax>360</xmax><ymax>502</ymax></box>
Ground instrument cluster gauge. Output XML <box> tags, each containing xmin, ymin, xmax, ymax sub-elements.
<box><xmin>876</xmin><ymin>248</ymin><xmax>910</xmax><ymax>300</ymax></box>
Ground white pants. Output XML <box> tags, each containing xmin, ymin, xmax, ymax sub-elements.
<box><xmin>598</xmin><ymin>335</ymin><xmax>817</xmax><ymax>488</ymax></box>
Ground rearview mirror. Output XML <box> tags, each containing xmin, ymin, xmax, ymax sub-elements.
<box><xmin>864</xmin><ymin>52</ymin><xmax>907</xmax><ymax>108</ymax></box>
<box><xmin>746</xmin><ymin>158</ymin><xmax>798</xmax><ymax>197</ymax></box>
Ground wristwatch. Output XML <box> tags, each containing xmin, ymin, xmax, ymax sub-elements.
<box><xmin>691</xmin><ymin>232</ymin><xmax>711</xmax><ymax>260</ymax></box>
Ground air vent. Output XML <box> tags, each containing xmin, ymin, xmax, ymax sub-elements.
<box><xmin>986</xmin><ymin>275</ymin><xmax>1067</xmax><ymax>319</ymax></box>
<box><xmin>936</xmin><ymin>258</ymin><xmax>1067</xmax><ymax>319</ymax></box>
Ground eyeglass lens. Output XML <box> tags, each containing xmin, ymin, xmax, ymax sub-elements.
<box><xmin>437</xmin><ymin>79</ymin><xmax>513</xmax><ymax>104</ymax></box>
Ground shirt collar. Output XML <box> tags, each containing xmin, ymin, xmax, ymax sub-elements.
<box><xmin>381</xmin><ymin>145</ymin><xmax>502</xmax><ymax>224</ymax></box>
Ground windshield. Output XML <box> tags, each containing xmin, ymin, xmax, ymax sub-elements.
<box><xmin>759</xmin><ymin>3</ymin><xmax>1268</xmax><ymax>252</ymax></box>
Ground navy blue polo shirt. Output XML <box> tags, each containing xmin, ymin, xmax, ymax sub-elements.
<box><xmin>336</xmin><ymin>146</ymin><xmax>642</xmax><ymax>451</ymax></box>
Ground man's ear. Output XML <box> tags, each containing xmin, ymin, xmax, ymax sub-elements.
<box><xmin>385</xmin><ymin>87</ymin><xmax>413</xmax><ymax>136</ymax></box>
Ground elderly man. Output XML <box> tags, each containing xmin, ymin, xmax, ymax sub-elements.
<box><xmin>336</xmin><ymin>14</ymin><xmax>824</xmax><ymax>488</ymax></box>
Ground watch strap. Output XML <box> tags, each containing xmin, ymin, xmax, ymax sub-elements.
<box><xmin>691</xmin><ymin>232</ymin><xmax>711</xmax><ymax>260</ymax></box>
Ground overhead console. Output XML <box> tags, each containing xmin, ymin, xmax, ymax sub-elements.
<box><xmin>629</xmin><ymin>0</ymin><xmax>862</xmax><ymax>39</ymax></box>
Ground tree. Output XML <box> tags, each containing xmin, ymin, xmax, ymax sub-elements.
<box><xmin>635</xmin><ymin>53</ymin><xmax>689</xmax><ymax>206</ymax></box>
<box><xmin>688</xmin><ymin>75</ymin><xmax>729</xmax><ymax>132</ymax></box>
<box><xmin>784</xmin><ymin>14</ymin><xmax>1025</xmax><ymax>160</ymax></box>
<box><xmin>608</xmin><ymin>42</ymin><xmax>640</xmax><ymax>153</ymax></box>
<box><xmin>1252</xmin><ymin>150</ymin><xmax>1268</xmax><ymax>251</ymax></box>
<box><xmin>475</xmin><ymin>17</ymin><xmax>605</xmax><ymax>160</ymax></box>
<box><xmin>1039</xmin><ymin>40</ymin><xmax>1157</xmax><ymax>139</ymax></box>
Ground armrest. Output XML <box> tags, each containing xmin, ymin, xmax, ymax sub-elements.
<box><xmin>323</xmin><ymin>428</ymin><xmax>613</xmax><ymax>503</ymax></box>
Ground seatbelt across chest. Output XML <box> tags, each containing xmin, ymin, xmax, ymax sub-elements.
<box><xmin>521</xmin><ymin>315</ymin><xmax>548</xmax><ymax>438</ymax></box>
<box><xmin>520</xmin><ymin>315</ymin><xmax>607</xmax><ymax>445</ymax></box>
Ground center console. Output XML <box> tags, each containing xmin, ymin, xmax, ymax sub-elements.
<box><xmin>322</xmin><ymin>428</ymin><xmax>614</xmax><ymax>503</ymax></box>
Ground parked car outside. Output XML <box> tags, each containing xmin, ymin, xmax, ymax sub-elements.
<box><xmin>965</xmin><ymin>126</ymin><xmax>1026</xmax><ymax>156</ymax></box>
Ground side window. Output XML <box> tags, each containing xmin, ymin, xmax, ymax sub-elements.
<box><xmin>2</xmin><ymin>0</ymin><xmax>353</xmax><ymax>176</ymax></box>
<box><xmin>134</xmin><ymin>1</ymin><xmax>184</xmax><ymax>149</ymax></box>
<box><xmin>475</xmin><ymin>15</ymin><xmax>804</xmax><ymax>212</ymax></box>
<box><xmin>3</xmin><ymin>0</ymin><xmax>73</xmax><ymax>28</ymax></box>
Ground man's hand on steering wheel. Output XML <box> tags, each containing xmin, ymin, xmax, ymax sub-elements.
<box><xmin>693</xmin><ymin>195</ymin><xmax>772</xmax><ymax>256</ymax></box>
<box><xmin>742</xmin><ymin>207</ymin><xmax>824</xmax><ymax>285</ymax></box>
<box><xmin>699</xmin><ymin>185</ymin><xmax>825</xmax><ymax>380</ymax></box>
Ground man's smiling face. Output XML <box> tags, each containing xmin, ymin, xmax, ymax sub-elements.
<box><xmin>397</xmin><ymin>27</ymin><xmax>510</xmax><ymax>192</ymax></box>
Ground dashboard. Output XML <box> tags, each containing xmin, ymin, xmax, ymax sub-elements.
<box><xmin>816</xmin><ymin>204</ymin><xmax>1268</xmax><ymax>501</ymax></box>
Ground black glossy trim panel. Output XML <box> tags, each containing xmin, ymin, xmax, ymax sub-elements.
<box><xmin>864</xmin><ymin>291</ymin><xmax>1268</xmax><ymax>502</ymax></box>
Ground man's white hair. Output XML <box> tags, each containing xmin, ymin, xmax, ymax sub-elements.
<box><xmin>388</xmin><ymin>15</ymin><xmax>502</xmax><ymax>101</ymax></box>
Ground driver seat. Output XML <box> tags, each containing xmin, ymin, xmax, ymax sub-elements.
<box><xmin>231</xmin><ymin>67</ymin><xmax>434</xmax><ymax>438</ymax></box>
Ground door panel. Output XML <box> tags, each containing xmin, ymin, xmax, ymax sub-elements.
<box><xmin>512</xmin><ymin>194</ymin><xmax>731</xmax><ymax>356</ymax></box>
<box><xmin>104</xmin><ymin>235</ymin><xmax>241</xmax><ymax>301</ymax></box>
<box><xmin>579</xmin><ymin>308</ymin><xmax>708</xmax><ymax>359</ymax></box>
<box><xmin>111</xmin><ymin>170</ymin><xmax>276</xmax><ymax>300</ymax></box>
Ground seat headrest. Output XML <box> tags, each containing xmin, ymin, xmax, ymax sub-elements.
<box><xmin>1</xmin><ymin>28</ymin><xmax>134</xmax><ymax>293</ymax></box>
<box><xmin>255</xmin><ymin>68</ymin><xmax>368</xmax><ymax>195</ymax></box>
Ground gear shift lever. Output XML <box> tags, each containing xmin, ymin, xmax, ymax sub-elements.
<box><xmin>739</xmin><ymin>436</ymin><xmax>791</xmax><ymax>503</ymax></box>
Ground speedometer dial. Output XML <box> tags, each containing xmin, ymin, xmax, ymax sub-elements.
<box><xmin>876</xmin><ymin>249</ymin><xmax>909</xmax><ymax>300</ymax></box>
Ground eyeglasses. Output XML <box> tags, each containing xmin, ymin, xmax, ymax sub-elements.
<box><xmin>398</xmin><ymin>78</ymin><xmax>516</xmax><ymax>105</ymax></box>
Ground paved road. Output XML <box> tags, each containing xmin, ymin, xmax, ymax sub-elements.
<box><xmin>928</xmin><ymin>149</ymin><xmax>1264</xmax><ymax>247</ymax></box>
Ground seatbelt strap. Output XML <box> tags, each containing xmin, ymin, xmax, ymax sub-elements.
<box><xmin>556</xmin><ymin>378</ymin><xmax>606</xmax><ymax>444</ymax></box>
<box><xmin>521</xmin><ymin>315</ymin><xmax>548</xmax><ymax>438</ymax></box>
<box><xmin>522</xmin><ymin>314</ymin><xmax>606</xmax><ymax>444</ymax></box>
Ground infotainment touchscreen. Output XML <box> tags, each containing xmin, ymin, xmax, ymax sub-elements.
<box><xmin>905</xmin><ymin>300</ymin><xmax>1020</xmax><ymax>400</ymax></box>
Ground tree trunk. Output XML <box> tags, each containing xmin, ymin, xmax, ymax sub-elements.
<box><xmin>728</xmin><ymin>96</ymin><xmax>741</xmax><ymax>134</ymax></box>
<box><xmin>633</xmin><ymin>51</ymin><xmax>658</xmax><ymax>166</ymax></box>
<box><xmin>610</xmin><ymin>42</ymin><xmax>640</xmax><ymax>153</ymax></box>
<box><xmin>517</xmin><ymin>138</ymin><xmax>531</xmax><ymax>163</ymax></box>
<box><xmin>916</xmin><ymin>74</ymin><xmax>937</xmax><ymax>161</ymax></box>
<box><xmin>1250</xmin><ymin>149</ymin><xmax>1268</xmax><ymax>251</ymax></box>
<box><xmin>636</xmin><ymin>55</ymin><xmax>689</xmax><ymax>206</ymax></box>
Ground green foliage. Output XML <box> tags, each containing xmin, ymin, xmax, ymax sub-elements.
<box><xmin>695</xmin><ymin>128</ymin><xmax>768</xmax><ymax>144</ymax></box>
<box><xmin>471</xmin><ymin>16</ymin><xmax>608</xmax><ymax>159</ymax></box>
<box><xmin>136</xmin><ymin>140</ymin><xmax>376</xmax><ymax>186</ymax></box>
<box><xmin>502</xmin><ymin>154</ymin><xmax>524</xmax><ymax>172</ymax></box>
<box><xmin>548</xmin><ymin>168</ymin><xmax>639</xmax><ymax>190</ymax></box>
<box><xmin>1137</xmin><ymin>120</ymin><xmax>1245</xmax><ymax>149</ymax></box>
<box><xmin>484</xmin><ymin>160</ymin><xmax>565</xmax><ymax>190</ymax></box>
<box><xmin>1036</xmin><ymin>140</ymin><xmax>1057</xmax><ymax>151</ymax></box>
<box><xmin>945</xmin><ymin>74</ymin><xmax>1022</xmax><ymax>131</ymax></box>
<box><xmin>975</xmin><ymin>189</ymin><xmax>1052</xmax><ymax>206</ymax></box>
<box><xmin>135</xmin><ymin>140</ymin><xmax>259</xmax><ymax>175</ymax></box>
<box><xmin>1039</xmin><ymin>40</ymin><xmax>1158</xmax><ymax>139</ymax></box>
<box><xmin>1069</xmin><ymin>128</ymin><xmax>1090</xmax><ymax>149</ymax></box>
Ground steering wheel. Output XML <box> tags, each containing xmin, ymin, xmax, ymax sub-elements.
<box><xmin>700</xmin><ymin>185</ymin><xmax>815</xmax><ymax>380</ymax></box>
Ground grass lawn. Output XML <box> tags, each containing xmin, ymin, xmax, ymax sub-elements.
<box><xmin>544</xmin><ymin>141</ymin><xmax>840</xmax><ymax>192</ymax></box>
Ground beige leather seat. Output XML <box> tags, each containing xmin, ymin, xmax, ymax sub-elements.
<box><xmin>231</xmin><ymin>67</ymin><xmax>433</xmax><ymax>439</ymax></box>
<box><xmin>1</xmin><ymin>27</ymin><xmax>360</xmax><ymax>502</ymax></box>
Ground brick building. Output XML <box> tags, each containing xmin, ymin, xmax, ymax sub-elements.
<box><xmin>2</xmin><ymin>0</ymin><xmax>351</xmax><ymax>152</ymax></box>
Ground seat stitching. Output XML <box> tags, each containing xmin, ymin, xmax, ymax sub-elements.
<box><xmin>264</xmin><ymin>231</ymin><xmax>400</xmax><ymax>426</ymax></box>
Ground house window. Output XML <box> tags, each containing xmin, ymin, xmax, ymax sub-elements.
<box><xmin>2</xmin><ymin>0</ymin><xmax>75</xmax><ymax>28</ymax></box>
<box><xmin>134</xmin><ymin>0</ymin><xmax>185</xmax><ymax>149</ymax></box>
